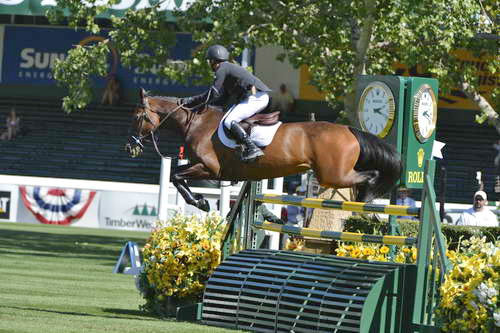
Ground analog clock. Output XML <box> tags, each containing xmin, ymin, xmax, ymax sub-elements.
<box><xmin>412</xmin><ymin>84</ymin><xmax>437</xmax><ymax>143</ymax></box>
<box><xmin>357</xmin><ymin>81</ymin><xmax>396</xmax><ymax>138</ymax></box>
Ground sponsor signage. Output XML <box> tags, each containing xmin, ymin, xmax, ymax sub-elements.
<box><xmin>99</xmin><ymin>191</ymin><xmax>179</xmax><ymax>231</ymax></box>
<box><xmin>0</xmin><ymin>184</ymin><xmax>18</xmax><ymax>222</ymax></box>
<box><xmin>0</xmin><ymin>0</ymin><xmax>192</xmax><ymax>19</ymax></box>
<box><xmin>0</xmin><ymin>25</ymin><xmax>206</xmax><ymax>93</ymax></box>
<box><xmin>0</xmin><ymin>190</ymin><xmax>10</xmax><ymax>219</ymax></box>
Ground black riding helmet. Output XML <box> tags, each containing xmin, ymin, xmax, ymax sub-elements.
<box><xmin>206</xmin><ymin>45</ymin><xmax>229</xmax><ymax>62</ymax></box>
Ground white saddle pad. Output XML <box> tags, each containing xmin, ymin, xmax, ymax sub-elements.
<box><xmin>217</xmin><ymin>113</ymin><xmax>282</xmax><ymax>149</ymax></box>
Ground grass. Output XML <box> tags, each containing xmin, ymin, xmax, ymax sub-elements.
<box><xmin>0</xmin><ymin>222</ymin><xmax>243</xmax><ymax>333</ymax></box>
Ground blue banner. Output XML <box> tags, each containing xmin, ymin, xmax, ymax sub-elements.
<box><xmin>1</xmin><ymin>25</ymin><xmax>206</xmax><ymax>94</ymax></box>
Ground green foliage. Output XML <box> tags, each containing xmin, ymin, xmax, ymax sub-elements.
<box><xmin>442</xmin><ymin>225</ymin><xmax>500</xmax><ymax>250</ymax></box>
<box><xmin>343</xmin><ymin>215</ymin><xmax>500</xmax><ymax>250</ymax></box>
<box><xmin>47</xmin><ymin>0</ymin><xmax>190</xmax><ymax>113</ymax></box>
<box><xmin>343</xmin><ymin>215</ymin><xmax>420</xmax><ymax>237</ymax></box>
<box><xmin>53</xmin><ymin>41</ymin><xmax>109</xmax><ymax>112</ymax></box>
<box><xmin>179</xmin><ymin>0</ymin><xmax>498</xmax><ymax>121</ymax></box>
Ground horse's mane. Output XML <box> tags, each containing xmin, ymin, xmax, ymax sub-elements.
<box><xmin>147</xmin><ymin>94</ymin><xmax>226</xmax><ymax>116</ymax></box>
<box><xmin>149</xmin><ymin>95</ymin><xmax>179</xmax><ymax>104</ymax></box>
<box><xmin>150</xmin><ymin>95</ymin><xmax>225</xmax><ymax>114</ymax></box>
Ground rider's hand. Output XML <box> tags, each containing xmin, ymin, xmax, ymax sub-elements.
<box><xmin>179</xmin><ymin>97</ymin><xmax>194</xmax><ymax>106</ymax></box>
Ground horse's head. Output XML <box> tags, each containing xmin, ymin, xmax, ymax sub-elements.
<box><xmin>125</xmin><ymin>88</ymin><xmax>162</xmax><ymax>158</ymax></box>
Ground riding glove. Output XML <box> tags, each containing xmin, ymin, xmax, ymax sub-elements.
<box><xmin>180</xmin><ymin>96</ymin><xmax>196</xmax><ymax>106</ymax></box>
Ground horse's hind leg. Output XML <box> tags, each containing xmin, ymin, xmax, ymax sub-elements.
<box><xmin>315</xmin><ymin>167</ymin><xmax>379</xmax><ymax>202</ymax></box>
<box><xmin>353</xmin><ymin>170</ymin><xmax>380</xmax><ymax>202</ymax></box>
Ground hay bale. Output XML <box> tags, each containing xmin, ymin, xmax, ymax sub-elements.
<box><xmin>307</xmin><ymin>187</ymin><xmax>353</xmax><ymax>232</ymax></box>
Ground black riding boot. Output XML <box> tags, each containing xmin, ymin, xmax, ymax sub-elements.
<box><xmin>229</xmin><ymin>121</ymin><xmax>264</xmax><ymax>163</ymax></box>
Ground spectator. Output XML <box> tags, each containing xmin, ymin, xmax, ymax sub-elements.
<box><xmin>280</xmin><ymin>184</ymin><xmax>306</xmax><ymax>249</ymax></box>
<box><xmin>396</xmin><ymin>186</ymin><xmax>417</xmax><ymax>220</ymax></box>
<box><xmin>285</xmin><ymin>185</ymin><xmax>306</xmax><ymax>226</ymax></box>
<box><xmin>101</xmin><ymin>74</ymin><xmax>121</xmax><ymax>106</ymax></box>
<box><xmin>493</xmin><ymin>140</ymin><xmax>500</xmax><ymax>169</ymax></box>
<box><xmin>257</xmin><ymin>201</ymin><xmax>284</xmax><ymax>225</ymax></box>
<box><xmin>456</xmin><ymin>190</ymin><xmax>498</xmax><ymax>227</ymax></box>
<box><xmin>1</xmin><ymin>109</ymin><xmax>20</xmax><ymax>141</ymax></box>
<box><xmin>271</xmin><ymin>83</ymin><xmax>295</xmax><ymax>114</ymax></box>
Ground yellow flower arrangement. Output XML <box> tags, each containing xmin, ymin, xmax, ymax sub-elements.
<box><xmin>437</xmin><ymin>236</ymin><xmax>499</xmax><ymax>332</ymax></box>
<box><xmin>285</xmin><ymin>238</ymin><xmax>305</xmax><ymax>251</ymax></box>
<box><xmin>138</xmin><ymin>213</ymin><xmax>224</xmax><ymax>317</ymax></box>
<box><xmin>335</xmin><ymin>242</ymin><xmax>417</xmax><ymax>264</ymax></box>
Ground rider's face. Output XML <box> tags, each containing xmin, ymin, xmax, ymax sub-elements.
<box><xmin>207</xmin><ymin>59</ymin><xmax>219</xmax><ymax>71</ymax></box>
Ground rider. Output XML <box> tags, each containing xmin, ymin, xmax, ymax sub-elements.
<box><xmin>180</xmin><ymin>44</ymin><xmax>272</xmax><ymax>163</ymax></box>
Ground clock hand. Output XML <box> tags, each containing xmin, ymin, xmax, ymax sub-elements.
<box><xmin>423</xmin><ymin>110</ymin><xmax>431</xmax><ymax>121</ymax></box>
<box><xmin>373</xmin><ymin>108</ymin><xmax>388</xmax><ymax>119</ymax></box>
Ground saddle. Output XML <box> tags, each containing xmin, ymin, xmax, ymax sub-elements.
<box><xmin>240</xmin><ymin>111</ymin><xmax>280</xmax><ymax>133</ymax></box>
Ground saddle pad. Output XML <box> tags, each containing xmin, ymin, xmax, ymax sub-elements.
<box><xmin>217</xmin><ymin>112</ymin><xmax>282</xmax><ymax>149</ymax></box>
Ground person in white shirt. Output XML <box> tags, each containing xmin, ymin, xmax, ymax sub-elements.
<box><xmin>456</xmin><ymin>190</ymin><xmax>498</xmax><ymax>227</ymax></box>
<box><xmin>396</xmin><ymin>187</ymin><xmax>417</xmax><ymax>220</ymax></box>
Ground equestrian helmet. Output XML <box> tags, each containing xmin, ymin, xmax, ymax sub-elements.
<box><xmin>206</xmin><ymin>45</ymin><xmax>229</xmax><ymax>62</ymax></box>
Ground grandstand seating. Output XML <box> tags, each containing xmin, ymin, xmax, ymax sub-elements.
<box><xmin>435</xmin><ymin>119</ymin><xmax>498</xmax><ymax>204</ymax></box>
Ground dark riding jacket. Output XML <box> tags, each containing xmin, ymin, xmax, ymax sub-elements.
<box><xmin>184</xmin><ymin>61</ymin><xmax>271</xmax><ymax>107</ymax></box>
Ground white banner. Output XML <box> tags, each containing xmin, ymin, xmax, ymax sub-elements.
<box><xmin>98</xmin><ymin>191</ymin><xmax>180</xmax><ymax>232</ymax></box>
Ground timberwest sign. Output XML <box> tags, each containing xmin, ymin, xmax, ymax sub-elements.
<box><xmin>0</xmin><ymin>0</ymin><xmax>193</xmax><ymax>19</ymax></box>
<box><xmin>99</xmin><ymin>191</ymin><xmax>158</xmax><ymax>231</ymax></box>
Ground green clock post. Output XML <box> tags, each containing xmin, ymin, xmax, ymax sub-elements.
<box><xmin>402</xmin><ymin>78</ymin><xmax>439</xmax><ymax>189</ymax></box>
<box><xmin>355</xmin><ymin>75</ymin><xmax>439</xmax><ymax>235</ymax></box>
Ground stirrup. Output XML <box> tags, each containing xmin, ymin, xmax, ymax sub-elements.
<box><xmin>239</xmin><ymin>144</ymin><xmax>264</xmax><ymax>163</ymax></box>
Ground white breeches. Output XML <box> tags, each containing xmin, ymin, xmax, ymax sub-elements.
<box><xmin>223</xmin><ymin>91</ymin><xmax>270</xmax><ymax>129</ymax></box>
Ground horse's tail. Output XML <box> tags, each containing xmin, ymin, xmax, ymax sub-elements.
<box><xmin>349</xmin><ymin>126</ymin><xmax>402</xmax><ymax>202</ymax></box>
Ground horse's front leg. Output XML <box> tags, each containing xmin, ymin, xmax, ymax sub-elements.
<box><xmin>172</xmin><ymin>163</ymin><xmax>213</xmax><ymax>212</ymax></box>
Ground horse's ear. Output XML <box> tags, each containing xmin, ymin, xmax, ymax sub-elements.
<box><xmin>140</xmin><ymin>88</ymin><xmax>147</xmax><ymax>100</ymax></box>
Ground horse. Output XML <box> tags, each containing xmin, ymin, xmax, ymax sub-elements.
<box><xmin>126</xmin><ymin>89</ymin><xmax>401</xmax><ymax>212</ymax></box>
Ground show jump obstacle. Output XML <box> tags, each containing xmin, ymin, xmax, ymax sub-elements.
<box><xmin>197</xmin><ymin>76</ymin><xmax>450</xmax><ymax>332</ymax></box>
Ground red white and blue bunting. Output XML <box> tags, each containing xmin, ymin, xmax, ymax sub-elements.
<box><xmin>20</xmin><ymin>186</ymin><xmax>96</xmax><ymax>225</ymax></box>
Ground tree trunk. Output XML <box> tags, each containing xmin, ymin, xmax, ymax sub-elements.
<box><xmin>345</xmin><ymin>0</ymin><xmax>376</xmax><ymax>121</ymax></box>
<box><xmin>460</xmin><ymin>81</ymin><xmax>498</xmax><ymax>125</ymax></box>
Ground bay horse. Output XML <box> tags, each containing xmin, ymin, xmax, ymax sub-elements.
<box><xmin>126</xmin><ymin>89</ymin><xmax>401</xmax><ymax>212</ymax></box>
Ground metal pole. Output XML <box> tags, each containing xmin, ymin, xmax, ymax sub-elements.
<box><xmin>158</xmin><ymin>157</ymin><xmax>172</xmax><ymax>222</ymax></box>
<box><xmin>176</xmin><ymin>158</ymin><xmax>189</xmax><ymax>209</ymax></box>
<box><xmin>220</xmin><ymin>181</ymin><xmax>231</xmax><ymax>219</ymax></box>
<box><xmin>439</xmin><ymin>166</ymin><xmax>446</xmax><ymax>222</ymax></box>
<box><xmin>241</xmin><ymin>36</ymin><xmax>250</xmax><ymax>69</ymax></box>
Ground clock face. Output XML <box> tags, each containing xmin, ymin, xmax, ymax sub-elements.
<box><xmin>358</xmin><ymin>81</ymin><xmax>396</xmax><ymax>138</ymax></box>
<box><xmin>413</xmin><ymin>84</ymin><xmax>437</xmax><ymax>143</ymax></box>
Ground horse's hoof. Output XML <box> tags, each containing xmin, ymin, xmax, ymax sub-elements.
<box><xmin>367</xmin><ymin>171</ymin><xmax>380</xmax><ymax>185</ymax></box>
<box><xmin>196</xmin><ymin>199</ymin><xmax>210</xmax><ymax>212</ymax></box>
<box><xmin>194</xmin><ymin>194</ymin><xmax>210</xmax><ymax>212</ymax></box>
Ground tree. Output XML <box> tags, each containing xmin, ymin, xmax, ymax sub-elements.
<box><xmin>50</xmin><ymin>0</ymin><xmax>498</xmax><ymax>128</ymax></box>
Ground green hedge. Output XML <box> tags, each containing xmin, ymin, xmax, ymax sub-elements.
<box><xmin>343</xmin><ymin>215</ymin><xmax>499</xmax><ymax>249</ymax></box>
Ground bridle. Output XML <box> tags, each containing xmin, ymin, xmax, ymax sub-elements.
<box><xmin>131</xmin><ymin>95</ymin><xmax>209</xmax><ymax>159</ymax></box>
<box><xmin>132</xmin><ymin>99</ymin><xmax>183</xmax><ymax>158</ymax></box>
